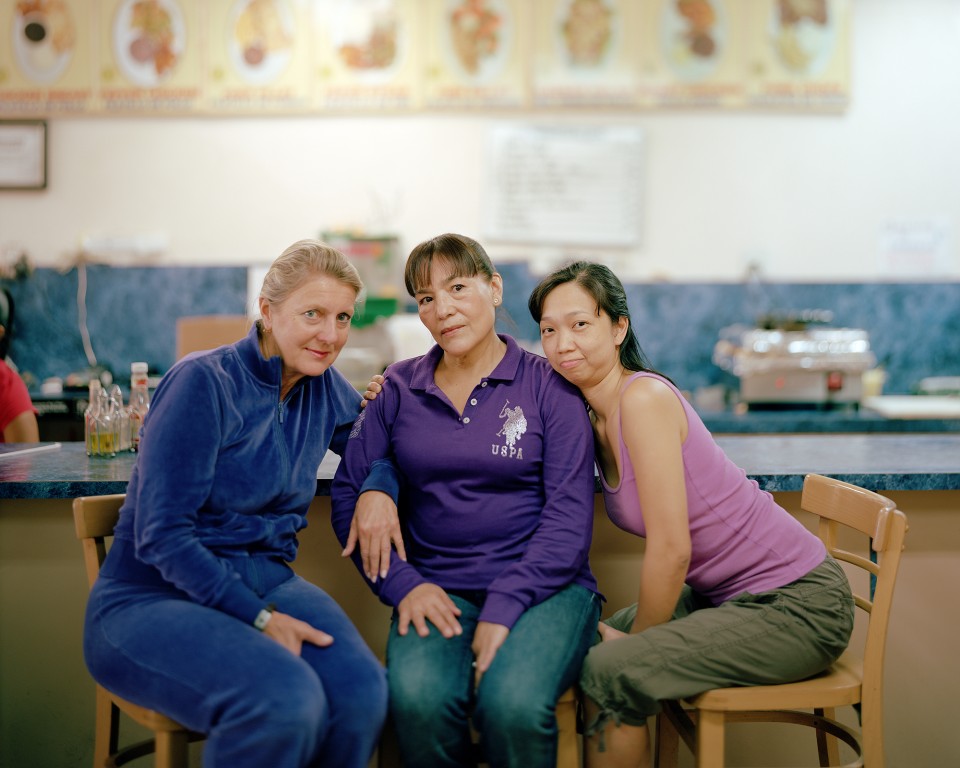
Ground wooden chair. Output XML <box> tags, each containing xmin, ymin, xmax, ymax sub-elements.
<box><xmin>73</xmin><ymin>494</ymin><xmax>203</xmax><ymax>768</ymax></box>
<box><xmin>175</xmin><ymin>315</ymin><xmax>251</xmax><ymax>360</ymax></box>
<box><xmin>654</xmin><ymin>473</ymin><xmax>908</xmax><ymax>768</ymax></box>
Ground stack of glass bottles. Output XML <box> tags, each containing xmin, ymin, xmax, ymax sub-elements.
<box><xmin>84</xmin><ymin>380</ymin><xmax>118</xmax><ymax>457</ymax></box>
<box><xmin>83</xmin><ymin>362</ymin><xmax>151</xmax><ymax>457</ymax></box>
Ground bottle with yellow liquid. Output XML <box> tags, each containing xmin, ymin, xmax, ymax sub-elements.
<box><xmin>95</xmin><ymin>384</ymin><xmax>118</xmax><ymax>457</ymax></box>
<box><xmin>84</xmin><ymin>380</ymin><xmax>102</xmax><ymax>456</ymax></box>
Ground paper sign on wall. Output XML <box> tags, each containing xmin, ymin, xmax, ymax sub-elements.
<box><xmin>482</xmin><ymin>124</ymin><xmax>644</xmax><ymax>247</ymax></box>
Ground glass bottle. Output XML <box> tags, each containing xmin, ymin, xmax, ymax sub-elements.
<box><xmin>96</xmin><ymin>385</ymin><xmax>118</xmax><ymax>457</ymax></box>
<box><xmin>84</xmin><ymin>380</ymin><xmax>102</xmax><ymax>456</ymax></box>
<box><xmin>129</xmin><ymin>362</ymin><xmax>151</xmax><ymax>452</ymax></box>
<box><xmin>109</xmin><ymin>384</ymin><xmax>131</xmax><ymax>452</ymax></box>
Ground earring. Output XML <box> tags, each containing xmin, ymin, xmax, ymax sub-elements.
<box><xmin>493</xmin><ymin>298</ymin><xmax>500</xmax><ymax>305</ymax></box>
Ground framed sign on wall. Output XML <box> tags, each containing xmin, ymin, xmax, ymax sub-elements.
<box><xmin>0</xmin><ymin>120</ymin><xmax>47</xmax><ymax>190</ymax></box>
<box><xmin>482</xmin><ymin>123</ymin><xmax>644</xmax><ymax>247</ymax></box>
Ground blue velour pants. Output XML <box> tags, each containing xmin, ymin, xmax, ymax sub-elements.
<box><xmin>84</xmin><ymin>542</ymin><xmax>387</xmax><ymax>768</ymax></box>
<box><xmin>386</xmin><ymin>583</ymin><xmax>601</xmax><ymax>768</ymax></box>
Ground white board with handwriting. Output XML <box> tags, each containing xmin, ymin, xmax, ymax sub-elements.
<box><xmin>482</xmin><ymin>124</ymin><xmax>644</xmax><ymax>247</ymax></box>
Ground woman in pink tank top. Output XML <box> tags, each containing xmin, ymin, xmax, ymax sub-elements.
<box><xmin>529</xmin><ymin>262</ymin><xmax>854</xmax><ymax>768</ymax></box>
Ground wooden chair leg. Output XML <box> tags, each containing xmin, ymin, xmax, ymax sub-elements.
<box><xmin>556</xmin><ymin>687</ymin><xmax>579</xmax><ymax>768</ymax></box>
<box><xmin>695</xmin><ymin>709</ymin><xmax>725</xmax><ymax>768</ymax></box>
<box><xmin>93</xmin><ymin>686</ymin><xmax>117</xmax><ymax>768</ymax></box>
<box><xmin>154</xmin><ymin>730</ymin><xmax>189</xmax><ymax>768</ymax></box>
<box><xmin>814</xmin><ymin>707</ymin><xmax>841</xmax><ymax>766</ymax></box>
<box><xmin>654</xmin><ymin>712</ymin><xmax>680</xmax><ymax>768</ymax></box>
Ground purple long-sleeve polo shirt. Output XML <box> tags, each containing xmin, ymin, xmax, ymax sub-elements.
<box><xmin>331</xmin><ymin>335</ymin><xmax>599</xmax><ymax>629</ymax></box>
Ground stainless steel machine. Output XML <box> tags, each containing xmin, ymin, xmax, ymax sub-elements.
<box><xmin>713</xmin><ymin>314</ymin><xmax>876</xmax><ymax>408</ymax></box>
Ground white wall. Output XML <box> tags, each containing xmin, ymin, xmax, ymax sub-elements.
<box><xmin>1</xmin><ymin>0</ymin><xmax>959</xmax><ymax>281</ymax></box>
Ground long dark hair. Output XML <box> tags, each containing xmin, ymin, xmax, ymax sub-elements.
<box><xmin>528</xmin><ymin>261</ymin><xmax>668</xmax><ymax>379</ymax></box>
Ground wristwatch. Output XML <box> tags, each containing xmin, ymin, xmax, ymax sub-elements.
<box><xmin>253</xmin><ymin>605</ymin><xmax>274</xmax><ymax>631</ymax></box>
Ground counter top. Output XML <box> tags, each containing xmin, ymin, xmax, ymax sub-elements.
<box><xmin>698</xmin><ymin>406</ymin><xmax>960</xmax><ymax>434</ymax></box>
<box><xmin>2</xmin><ymin>436</ymin><xmax>958</xmax><ymax>500</ymax></box>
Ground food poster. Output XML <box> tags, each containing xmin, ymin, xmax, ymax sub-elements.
<box><xmin>636</xmin><ymin>0</ymin><xmax>746</xmax><ymax>108</ymax></box>
<box><xmin>97</xmin><ymin>0</ymin><xmax>204</xmax><ymax>113</ymax></box>
<box><xmin>204</xmin><ymin>0</ymin><xmax>313</xmax><ymax>113</ymax></box>
<box><xmin>530</xmin><ymin>0</ymin><xmax>640</xmax><ymax>107</ymax></box>
<box><xmin>422</xmin><ymin>0</ymin><xmax>528</xmax><ymax>109</ymax></box>
<box><xmin>1</xmin><ymin>0</ymin><xmax>96</xmax><ymax>115</ymax></box>
<box><xmin>745</xmin><ymin>0</ymin><xmax>850</xmax><ymax>109</ymax></box>
<box><xmin>313</xmin><ymin>0</ymin><xmax>420</xmax><ymax>112</ymax></box>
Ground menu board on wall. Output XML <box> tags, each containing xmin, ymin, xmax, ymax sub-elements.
<box><xmin>531</xmin><ymin>0</ymin><xmax>641</xmax><ymax>107</ymax></box>
<box><xmin>746</xmin><ymin>0</ymin><xmax>850</xmax><ymax>109</ymax></box>
<box><xmin>313</xmin><ymin>0</ymin><xmax>421</xmax><ymax>111</ymax></box>
<box><xmin>97</xmin><ymin>0</ymin><xmax>204</xmax><ymax>113</ymax></box>
<box><xmin>0</xmin><ymin>0</ymin><xmax>852</xmax><ymax>116</ymax></box>
<box><xmin>637</xmin><ymin>0</ymin><xmax>747</xmax><ymax>108</ymax></box>
<box><xmin>204</xmin><ymin>0</ymin><xmax>313</xmax><ymax>114</ymax></box>
<box><xmin>422</xmin><ymin>0</ymin><xmax>528</xmax><ymax>109</ymax></box>
<box><xmin>0</xmin><ymin>0</ymin><xmax>96</xmax><ymax>116</ymax></box>
<box><xmin>482</xmin><ymin>124</ymin><xmax>644</xmax><ymax>247</ymax></box>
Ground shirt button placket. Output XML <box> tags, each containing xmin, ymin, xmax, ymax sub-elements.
<box><xmin>463</xmin><ymin>394</ymin><xmax>480</xmax><ymax>425</ymax></box>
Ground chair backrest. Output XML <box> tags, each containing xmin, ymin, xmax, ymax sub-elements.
<box><xmin>175</xmin><ymin>315</ymin><xmax>251</xmax><ymax>360</ymax></box>
<box><xmin>73</xmin><ymin>494</ymin><xmax>127</xmax><ymax>590</ymax></box>
<box><xmin>800</xmin><ymin>474</ymin><xmax>907</xmax><ymax>752</ymax></box>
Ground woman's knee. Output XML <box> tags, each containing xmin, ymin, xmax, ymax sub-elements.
<box><xmin>239</xmin><ymin>663</ymin><xmax>328</xmax><ymax>730</ymax></box>
<box><xmin>389</xmin><ymin>671</ymin><xmax>454</xmax><ymax>724</ymax></box>
<box><xmin>474</xmin><ymin>682</ymin><xmax>555</xmax><ymax>738</ymax></box>
<box><xmin>580</xmin><ymin>639</ymin><xmax>626</xmax><ymax>691</ymax></box>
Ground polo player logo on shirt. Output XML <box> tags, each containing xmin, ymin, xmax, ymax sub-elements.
<box><xmin>493</xmin><ymin>400</ymin><xmax>526</xmax><ymax>459</ymax></box>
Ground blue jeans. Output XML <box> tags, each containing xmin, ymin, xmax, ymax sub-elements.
<box><xmin>386</xmin><ymin>583</ymin><xmax>601</xmax><ymax>768</ymax></box>
<box><xmin>84</xmin><ymin>543</ymin><xmax>387</xmax><ymax>768</ymax></box>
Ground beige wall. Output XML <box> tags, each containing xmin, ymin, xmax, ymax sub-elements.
<box><xmin>2</xmin><ymin>490</ymin><xmax>956</xmax><ymax>767</ymax></box>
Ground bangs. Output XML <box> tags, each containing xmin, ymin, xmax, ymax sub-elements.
<box><xmin>405</xmin><ymin>235</ymin><xmax>485</xmax><ymax>295</ymax></box>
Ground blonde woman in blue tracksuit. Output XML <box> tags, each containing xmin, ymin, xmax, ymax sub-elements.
<box><xmin>83</xmin><ymin>239</ymin><xmax>392</xmax><ymax>768</ymax></box>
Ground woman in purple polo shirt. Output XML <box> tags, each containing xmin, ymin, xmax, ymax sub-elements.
<box><xmin>529</xmin><ymin>262</ymin><xmax>854</xmax><ymax>768</ymax></box>
<box><xmin>331</xmin><ymin>233</ymin><xmax>601</xmax><ymax>768</ymax></box>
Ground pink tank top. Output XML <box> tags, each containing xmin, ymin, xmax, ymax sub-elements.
<box><xmin>599</xmin><ymin>372</ymin><xmax>825</xmax><ymax>604</ymax></box>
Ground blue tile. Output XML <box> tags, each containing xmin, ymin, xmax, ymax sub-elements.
<box><xmin>4</xmin><ymin>265</ymin><xmax>247</xmax><ymax>386</ymax></box>
<box><xmin>491</xmin><ymin>262</ymin><xmax>960</xmax><ymax>396</ymax></box>
<box><xmin>5</xmin><ymin>262</ymin><xmax>959</xmax><ymax>399</ymax></box>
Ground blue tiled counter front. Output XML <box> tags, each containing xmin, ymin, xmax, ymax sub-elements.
<box><xmin>2</xmin><ymin>437</ymin><xmax>958</xmax><ymax>499</ymax></box>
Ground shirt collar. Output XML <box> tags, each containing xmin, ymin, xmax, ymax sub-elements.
<box><xmin>236</xmin><ymin>322</ymin><xmax>283</xmax><ymax>387</ymax></box>
<box><xmin>409</xmin><ymin>334</ymin><xmax>521</xmax><ymax>391</ymax></box>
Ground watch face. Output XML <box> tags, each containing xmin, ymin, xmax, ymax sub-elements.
<box><xmin>254</xmin><ymin>607</ymin><xmax>272</xmax><ymax>630</ymax></box>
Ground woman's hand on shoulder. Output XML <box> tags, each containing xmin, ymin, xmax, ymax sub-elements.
<box><xmin>397</xmin><ymin>584</ymin><xmax>463</xmax><ymax>639</ymax></box>
<box><xmin>263</xmin><ymin>610</ymin><xmax>333</xmax><ymax>656</ymax></box>
<box><xmin>359</xmin><ymin>373</ymin><xmax>385</xmax><ymax>409</ymax></box>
